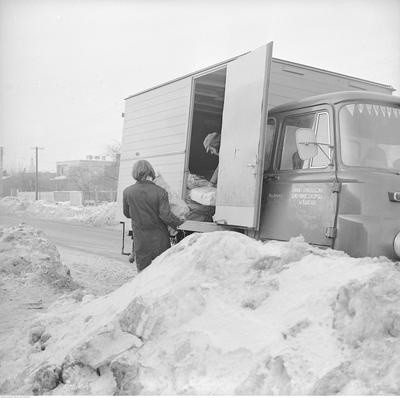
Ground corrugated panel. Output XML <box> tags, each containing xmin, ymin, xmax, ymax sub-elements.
<box><xmin>116</xmin><ymin>77</ymin><xmax>192</xmax><ymax>222</ymax></box>
<box><xmin>268</xmin><ymin>61</ymin><xmax>393</xmax><ymax>107</ymax></box>
<box><xmin>123</xmin><ymin>130</ymin><xmax>185</xmax><ymax>146</ymax></box>
<box><xmin>123</xmin><ymin>111</ymin><xmax>188</xmax><ymax>130</ymax></box>
<box><xmin>128</xmin><ymin>77</ymin><xmax>190</xmax><ymax>103</ymax></box>
<box><xmin>122</xmin><ymin>120</ymin><xmax>187</xmax><ymax>138</ymax></box>
<box><xmin>122</xmin><ymin>143</ymin><xmax>186</xmax><ymax>159</ymax></box>
<box><xmin>124</xmin><ymin>97</ymin><xmax>190</xmax><ymax>121</ymax></box>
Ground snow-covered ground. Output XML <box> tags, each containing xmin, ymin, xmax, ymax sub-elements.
<box><xmin>58</xmin><ymin>247</ymin><xmax>136</xmax><ymax>296</ymax></box>
<box><xmin>0</xmin><ymin>224</ymin><xmax>79</xmax><ymax>347</ymax></box>
<box><xmin>0</xmin><ymin>196</ymin><xmax>117</xmax><ymax>226</ymax></box>
<box><xmin>1</xmin><ymin>225</ymin><xmax>400</xmax><ymax>395</ymax></box>
<box><xmin>0</xmin><ymin>223</ymin><xmax>136</xmax><ymax>395</ymax></box>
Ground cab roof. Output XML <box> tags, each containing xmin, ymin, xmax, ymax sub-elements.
<box><xmin>269</xmin><ymin>91</ymin><xmax>400</xmax><ymax>114</ymax></box>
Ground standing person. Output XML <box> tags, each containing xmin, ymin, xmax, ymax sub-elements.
<box><xmin>203</xmin><ymin>132</ymin><xmax>221</xmax><ymax>185</ymax></box>
<box><xmin>123</xmin><ymin>160</ymin><xmax>184</xmax><ymax>272</ymax></box>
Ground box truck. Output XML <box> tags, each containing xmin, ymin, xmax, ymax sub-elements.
<box><xmin>117</xmin><ymin>42</ymin><xmax>400</xmax><ymax>259</ymax></box>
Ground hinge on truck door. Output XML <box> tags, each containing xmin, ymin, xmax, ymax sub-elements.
<box><xmin>325</xmin><ymin>227</ymin><xmax>337</xmax><ymax>239</ymax></box>
<box><xmin>332</xmin><ymin>182</ymin><xmax>341</xmax><ymax>193</ymax></box>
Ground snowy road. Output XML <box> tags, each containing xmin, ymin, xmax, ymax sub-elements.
<box><xmin>0</xmin><ymin>213</ymin><xmax>128</xmax><ymax>261</ymax></box>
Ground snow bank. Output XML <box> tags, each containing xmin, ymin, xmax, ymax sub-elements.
<box><xmin>0</xmin><ymin>224</ymin><xmax>77</xmax><ymax>289</ymax></box>
<box><xmin>1</xmin><ymin>232</ymin><xmax>400</xmax><ymax>395</ymax></box>
<box><xmin>0</xmin><ymin>224</ymin><xmax>80</xmax><ymax>366</ymax></box>
<box><xmin>0</xmin><ymin>196</ymin><xmax>117</xmax><ymax>226</ymax></box>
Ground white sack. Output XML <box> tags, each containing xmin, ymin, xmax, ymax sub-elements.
<box><xmin>187</xmin><ymin>173</ymin><xmax>210</xmax><ymax>189</ymax></box>
<box><xmin>189</xmin><ymin>186</ymin><xmax>217</xmax><ymax>206</ymax></box>
<box><xmin>153</xmin><ymin>173</ymin><xmax>190</xmax><ymax>219</ymax></box>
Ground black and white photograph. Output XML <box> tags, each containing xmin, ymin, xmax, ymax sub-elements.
<box><xmin>1</xmin><ymin>0</ymin><xmax>400</xmax><ymax>395</ymax></box>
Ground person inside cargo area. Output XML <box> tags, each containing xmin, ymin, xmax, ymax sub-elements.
<box><xmin>184</xmin><ymin>131</ymin><xmax>221</xmax><ymax>222</ymax></box>
<box><xmin>203</xmin><ymin>132</ymin><xmax>221</xmax><ymax>186</ymax></box>
<box><xmin>123</xmin><ymin>159</ymin><xmax>184</xmax><ymax>272</ymax></box>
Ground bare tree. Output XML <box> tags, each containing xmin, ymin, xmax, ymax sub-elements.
<box><xmin>104</xmin><ymin>141</ymin><xmax>121</xmax><ymax>188</ymax></box>
<box><xmin>106</xmin><ymin>140</ymin><xmax>121</xmax><ymax>162</ymax></box>
<box><xmin>68</xmin><ymin>166</ymin><xmax>103</xmax><ymax>192</ymax></box>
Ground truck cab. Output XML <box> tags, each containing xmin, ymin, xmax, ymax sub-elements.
<box><xmin>259</xmin><ymin>91</ymin><xmax>400</xmax><ymax>258</ymax></box>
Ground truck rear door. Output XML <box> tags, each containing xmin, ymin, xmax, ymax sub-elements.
<box><xmin>214</xmin><ymin>42</ymin><xmax>273</xmax><ymax>229</ymax></box>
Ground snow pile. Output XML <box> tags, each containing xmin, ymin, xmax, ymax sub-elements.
<box><xmin>0</xmin><ymin>196</ymin><xmax>117</xmax><ymax>226</ymax></box>
<box><xmin>72</xmin><ymin>202</ymin><xmax>117</xmax><ymax>226</ymax></box>
<box><xmin>0</xmin><ymin>224</ymin><xmax>77</xmax><ymax>289</ymax></box>
<box><xmin>0</xmin><ymin>195</ymin><xmax>28</xmax><ymax>211</ymax></box>
<box><xmin>59</xmin><ymin>249</ymin><xmax>137</xmax><ymax>296</ymax></box>
<box><xmin>1</xmin><ymin>232</ymin><xmax>400</xmax><ymax>395</ymax></box>
<box><xmin>0</xmin><ymin>224</ymin><xmax>79</xmax><ymax>350</ymax></box>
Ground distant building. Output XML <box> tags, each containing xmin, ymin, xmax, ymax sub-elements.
<box><xmin>56</xmin><ymin>156</ymin><xmax>114</xmax><ymax>176</ymax></box>
<box><xmin>54</xmin><ymin>155</ymin><xmax>119</xmax><ymax>196</ymax></box>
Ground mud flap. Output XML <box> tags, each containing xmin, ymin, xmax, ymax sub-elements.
<box><xmin>120</xmin><ymin>222</ymin><xmax>133</xmax><ymax>256</ymax></box>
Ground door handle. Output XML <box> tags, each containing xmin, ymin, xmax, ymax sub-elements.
<box><xmin>247</xmin><ymin>163</ymin><xmax>256</xmax><ymax>168</ymax></box>
<box><xmin>264</xmin><ymin>174</ymin><xmax>279</xmax><ymax>181</ymax></box>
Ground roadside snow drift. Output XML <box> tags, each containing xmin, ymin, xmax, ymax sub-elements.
<box><xmin>0</xmin><ymin>224</ymin><xmax>76</xmax><ymax>289</ymax></box>
<box><xmin>0</xmin><ymin>224</ymin><xmax>79</xmax><ymax>369</ymax></box>
<box><xmin>0</xmin><ymin>196</ymin><xmax>117</xmax><ymax>226</ymax></box>
<box><xmin>1</xmin><ymin>232</ymin><xmax>400</xmax><ymax>395</ymax></box>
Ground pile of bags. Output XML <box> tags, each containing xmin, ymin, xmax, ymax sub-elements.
<box><xmin>187</xmin><ymin>174</ymin><xmax>217</xmax><ymax>206</ymax></box>
<box><xmin>153</xmin><ymin>173</ymin><xmax>190</xmax><ymax>220</ymax></box>
<box><xmin>152</xmin><ymin>172</ymin><xmax>216</xmax><ymax>224</ymax></box>
<box><xmin>189</xmin><ymin>186</ymin><xmax>216</xmax><ymax>206</ymax></box>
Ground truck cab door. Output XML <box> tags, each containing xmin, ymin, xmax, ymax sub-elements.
<box><xmin>260</xmin><ymin>108</ymin><xmax>338</xmax><ymax>247</ymax></box>
<box><xmin>215</xmin><ymin>42</ymin><xmax>273</xmax><ymax>229</ymax></box>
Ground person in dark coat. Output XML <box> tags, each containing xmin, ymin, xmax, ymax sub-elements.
<box><xmin>123</xmin><ymin>160</ymin><xmax>184</xmax><ymax>272</ymax></box>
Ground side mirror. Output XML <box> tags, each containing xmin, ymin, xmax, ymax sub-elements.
<box><xmin>296</xmin><ymin>128</ymin><xmax>318</xmax><ymax>160</ymax></box>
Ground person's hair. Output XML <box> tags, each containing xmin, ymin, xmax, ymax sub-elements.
<box><xmin>203</xmin><ymin>132</ymin><xmax>221</xmax><ymax>152</ymax></box>
<box><xmin>132</xmin><ymin>159</ymin><xmax>156</xmax><ymax>181</ymax></box>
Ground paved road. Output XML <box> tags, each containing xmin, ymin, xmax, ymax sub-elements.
<box><xmin>0</xmin><ymin>214</ymin><xmax>131</xmax><ymax>261</ymax></box>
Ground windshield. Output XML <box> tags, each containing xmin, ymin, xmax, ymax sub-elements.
<box><xmin>339</xmin><ymin>102</ymin><xmax>400</xmax><ymax>171</ymax></box>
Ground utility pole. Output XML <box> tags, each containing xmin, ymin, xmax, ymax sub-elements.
<box><xmin>31</xmin><ymin>146</ymin><xmax>44</xmax><ymax>200</ymax></box>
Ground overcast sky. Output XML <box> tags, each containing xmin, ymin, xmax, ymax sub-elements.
<box><xmin>1</xmin><ymin>0</ymin><xmax>399</xmax><ymax>172</ymax></box>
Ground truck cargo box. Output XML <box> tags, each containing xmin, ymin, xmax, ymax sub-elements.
<box><xmin>117</xmin><ymin>42</ymin><xmax>394</xmax><ymax>232</ymax></box>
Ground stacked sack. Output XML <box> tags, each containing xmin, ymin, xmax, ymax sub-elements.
<box><xmin>153</xmin><ymin>173</ymin><xmax>190</xmax><ymax>220</ymax></box>
<box><xmin>187</xmin><ymin>174</ymin><xmax>217</xmax><ymax>206</ymax></box>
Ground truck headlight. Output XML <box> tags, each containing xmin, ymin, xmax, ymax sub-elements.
<box><xmin>394</xmin><ymin>232</ymin><xmax>400</xmax><ymax>258</ymax></box>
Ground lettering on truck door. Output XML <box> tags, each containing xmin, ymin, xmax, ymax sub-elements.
<box><xmin>260</xmin><ymin>108</ymin><xmax>338</xmax><ymax>246</ymax></box>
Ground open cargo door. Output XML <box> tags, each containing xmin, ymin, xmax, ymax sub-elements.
<box><xmin>214</xmin><ymin>42</ymin><xmax>273</xmax><ymax>228</ymax></box>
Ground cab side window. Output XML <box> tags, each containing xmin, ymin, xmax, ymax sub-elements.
<box><xmin>280</xmin><ymin>113</ymin><xmax>315</xmax><ymax>170</ymax></box>
<box><xmin>310</xmin><ymin>112</ymin><xmax>331</xmax><ymax>168</ymax></box>
<box><xmin>279</xmin><ymin>111</ymin><xmax>330</xmax><ymax>170</ymax></box>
